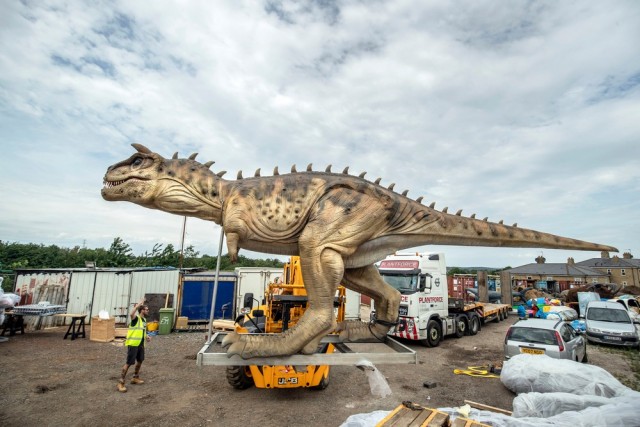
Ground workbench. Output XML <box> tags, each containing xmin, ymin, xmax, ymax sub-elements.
<box><xmin>53</xmin><ymin>314</ymin><xmax>87</xmax><ymax>340</ymax></box>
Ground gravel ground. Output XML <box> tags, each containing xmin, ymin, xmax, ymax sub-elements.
<box><xmin>0</xmin><ymin>313</ymin><xmax>635</xmax><ymax>427</ymax></box>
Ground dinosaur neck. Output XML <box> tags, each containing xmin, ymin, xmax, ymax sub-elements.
<box><xmin>152</xmin><ymin>175</ymin><xmax>226</xmax><ymax>224</ymax></box>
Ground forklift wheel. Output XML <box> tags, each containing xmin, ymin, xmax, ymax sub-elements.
<box><xmin>226</xmin><ymin>366</ymin><xmax>254</xmax><ymax>390</ymax></box>
<box><xmin>310</xmin><ymin>374</ymin><xmax>330</xmax><ymax>391</ymax></box>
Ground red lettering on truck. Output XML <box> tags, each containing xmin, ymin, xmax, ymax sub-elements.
<box><xmin>379</xmin><ymin>260</ymin><xmax>419</xmax><ymax>269</ymax></box>
<box><xmin>418</xmin><ymin>296</ymin><xmax>444</xmax><ymax>303</ymax></box>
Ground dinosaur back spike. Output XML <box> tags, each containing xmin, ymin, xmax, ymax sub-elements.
<box><xmin>273</xmin><ymin>166</ymin><xmax>279</xmax><ymax>176</ymax></box>
<box><xmin>342</xmin><ymin>166</ymin><xmax>349</xmax><ymax>174</ymax></box>
<box><xmin>442</xmin><ymin>207</ymin><xmax>448</xmax><ymax>213</ymax></box>
<box><xmin>254</xmin><ymin>168</ymin><xmax>261</xmax><ymax>177</ymax></box>
<box><xmin>217</xmin><ymin>171</ymin><xmax>227</xmax><ymax>177</ymax></box>
<box><xmin>188</xmin><ymin>153</ymin><xmax>198</xmax><ymax>160</ymax></box>
<box><xmin>307</xmin><ymin>163</ymin><xmax>313</xmax><ymax>171</ymax></box>
<box><xmin>402</xmin><ymin>190</ymin><xmax>409</xmax><ymax>196</ymax></box>
<box><xmin>291</xmin><ymin>165</ymin><xmax>297</xmax><ymax>173</ymax></box>
<box><xmin>359</xmin><ymin>171</ymin><xmax>367</xmax><ymax>178</ymax></box>
<box><xmin>416</xmin><ymin>196</ymin><xmax>423</xmax><ymax>203</ymax></box>
<box><xmin>172</xmin><ymin>152</ymin><xmax>178</xmax><ymax>159</ymax></box>
<box><xmin>456</xmin><ymin>209</ymin><xmax>462</xmax><ymax>216</ymax></box>
<box><xmin>429</xmin><ymin>202</ymin><xmax>436</xmax><ymax>208</ymax></box>
<box><xmin>388</xmin><ymin>183</ymin><xmax>395</xmax><ymax>190</ymax></box>
<box><xmin>237</xmin><ymin>170</ymin><xmax>243</xmax><ymax>180</ymax></box>
<box><xmin>203</xmin><ymin>161</ymin><xmax>215</xmax><ymax>168</ymax></box>
<box><xmin>374</xmin><ymin>178</ymin><xmax>381</xmax><ymax>185</ymax></box>
<box><xmin>325</xmin><ymin>165</ymin><xmax>332</xmax><ymax>173</ymax></box>
<box><xmin>470</xmin><ymin>214</ymin><xmax>476</xmax><ymax>219</ymax></box>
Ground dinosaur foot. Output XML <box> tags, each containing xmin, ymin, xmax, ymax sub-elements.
<box><xmin>221</xmin><ymin>331</ymin><xmax>310</xmax><ymax>359</ymax></box>
<box><xmin>335</xmin><ymin>320</ymin><xmax>390</xmax><ymax>342</ymax></box>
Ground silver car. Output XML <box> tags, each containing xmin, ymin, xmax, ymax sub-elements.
<box><xmin>584</xmin><ymin>300</ymin><xmax>640</xmax><ymax>348</ymax></box>
<box><xmin>504</xmin><ymin>318</ymin><xmax>587</xmax><ymax>362</ymax></box>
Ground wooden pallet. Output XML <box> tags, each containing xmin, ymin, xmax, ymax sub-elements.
<box><xmin>377</xmin><ymin>402</ymin><xmax>490</xmax><ymax>427</ymax></box>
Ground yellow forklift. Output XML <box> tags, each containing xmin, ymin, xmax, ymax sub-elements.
<box><xmin>226</xmin><ymin>257</ymin><xmax>346</xmax><ymax>390</ymax></box>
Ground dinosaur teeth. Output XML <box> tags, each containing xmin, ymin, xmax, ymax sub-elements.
<box><xmin>104</xmin><ymin>179</ymin><xmax>126</xmax><ymax>188</ymax></box>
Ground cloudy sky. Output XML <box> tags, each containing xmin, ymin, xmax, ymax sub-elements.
<box><xmin>1</xmin><ymin>1</ymin><xmax>638</xmax><ymax>268</ymax></box>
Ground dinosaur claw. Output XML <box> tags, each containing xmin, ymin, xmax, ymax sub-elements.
<box><xmin>221</xmin><ymin>331</ymin><xmax>239</xmax><ymax>349</ymax></box>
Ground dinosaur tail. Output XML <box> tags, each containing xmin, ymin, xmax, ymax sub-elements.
<box><xmin>409</xmin><ymin>210</ymin><xmax>618</xmax><ymax>253</ymax></box>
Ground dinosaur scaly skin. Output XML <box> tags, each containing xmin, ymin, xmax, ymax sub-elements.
<box><xmin>102</xmin><ymin>144</ymin><xmax>618</xmax><ymax>359</ymax></box>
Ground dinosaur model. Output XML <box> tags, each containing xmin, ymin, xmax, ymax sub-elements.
<box><xmin>102</xmin><ymin>144</ymin><xmax>617</xmax><ymax>359</ymax></box>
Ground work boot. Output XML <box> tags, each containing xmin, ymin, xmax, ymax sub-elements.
<box><xmin>117</xmin><ymin>381</ymin><xmax>127</xmax><ymax>393</ymax></box>
<box><xmin>131</xmin><ymin>376</ymin><xmax>145</xmax><ymax>385</ymax></box>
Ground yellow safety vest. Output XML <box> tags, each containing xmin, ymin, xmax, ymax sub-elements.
<box><xmin>125</xmin><ymin>315</ymin><xmax>147</xmax><ymax>347</ymax></box>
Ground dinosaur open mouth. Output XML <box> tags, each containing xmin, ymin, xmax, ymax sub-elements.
<box><xmin>103</xmin><ymin>177</ymin><xmax>141</xmax><ymax>189</ymax></box>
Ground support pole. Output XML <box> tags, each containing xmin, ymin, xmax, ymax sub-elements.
<box><xmin>206</xmin><ymin>227</ymin><xmax>225</xmax><ymax>343</ymax></box>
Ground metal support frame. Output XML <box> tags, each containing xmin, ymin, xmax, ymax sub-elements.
<box><xmin>197</xmin><ymin>332</ymin><xmax>417</xmax><ymax>367</ymax></box>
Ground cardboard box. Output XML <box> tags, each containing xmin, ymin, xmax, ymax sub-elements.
<box><xmin>175</xmin><ymin>316</ymin><xmax>189</xmax><ymax>329</ymax></box>
<box><xmin>90</xmin><ymin>316</ymin><xmax>115</xmax><ymax>342</ymax></box>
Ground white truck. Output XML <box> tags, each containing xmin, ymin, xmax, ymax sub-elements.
<box><xmin>377</xmin><ymin>252</ymin><xmax>511</xmax><ymax>347</ymax></box>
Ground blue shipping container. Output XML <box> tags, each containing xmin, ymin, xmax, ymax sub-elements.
<box><xmin>181</xmin><ymin>272</ymin><xmax>237</xmax><ymax>321</ymax></box>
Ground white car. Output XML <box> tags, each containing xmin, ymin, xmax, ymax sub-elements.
<box><xmin>584</xmin><ymin>300</ymin><xmax>640</xmax><ymax>348</ymax></box>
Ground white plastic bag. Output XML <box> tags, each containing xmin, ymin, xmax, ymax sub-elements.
<box><xmin>357</xmin><ymin>360</ymin><xmax>392</xmax><ymax>398</ymax></box>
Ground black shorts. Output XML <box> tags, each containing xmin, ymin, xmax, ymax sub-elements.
<box><xmin>126</xmin><ymin>345</ymin><xmax>145</xmax><ymax>365</ymax></box>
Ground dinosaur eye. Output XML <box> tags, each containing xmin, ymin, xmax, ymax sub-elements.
<box><xmin>132</xmin><ymin>157</ymin><xmax>143</xmax><ymax>166</ymax></box>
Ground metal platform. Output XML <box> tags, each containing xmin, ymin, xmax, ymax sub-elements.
<box><xmin>197</xmin><ymin>332</ymin><xmax>417</xmax><ymax>367</ymax></box>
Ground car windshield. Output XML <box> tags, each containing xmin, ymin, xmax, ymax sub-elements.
<box><xmin>508</xmin><ymin>327</ymin><xmax>558</xmax><ymax>345</ymax></box>
<box><xmin>380</xmin><ymin>273</ymin><xmax>418</xmax><ymax>292</ymax></box>
<box><xmin>586</xmin><ymin>307</ymin><xmax>631</xmax><ymax>323</ymax></box>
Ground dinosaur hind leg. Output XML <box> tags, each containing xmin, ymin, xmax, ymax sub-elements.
<box><xmin>337</xmin><ymin>265</ymin><xmax>401</xmax><ymax>342</ymax></box>
<box><xmin>222</xmin><ymin>247</ymin><xmax>342</xmax><ymax>358</ymax></box>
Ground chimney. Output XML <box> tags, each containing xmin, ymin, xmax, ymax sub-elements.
<box><xmin>601</xmin><ymin>251</ymin><xmax>610</xmax><ymax>259</ymax></box>
<box><xmin>612</xmin><ymin>255</ymin><xmax>620</xmax><ymax>264</ymax></box>
<box><xmin>535</xmin><ymin>255</ymin><xmax>546</xmax><ymax>264</ymax></box>
<box><xmin>567</xmin><ymin>257</ymin><xmax>575</xmax><ymax>265</ymax></box>
<box><xmin>623</xmin><ymin>252</ymin><xmax>633</xmax><ymax>259</ymax></box>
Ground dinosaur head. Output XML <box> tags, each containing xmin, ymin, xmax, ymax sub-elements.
<box><xmin>102</xmin><ymin>143</ymin><xmax>224</xmax><ymax>222</ymax></box>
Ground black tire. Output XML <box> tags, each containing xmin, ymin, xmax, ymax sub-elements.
<box><xmin>310</xmin><ymin>373</ymin><xmax>330</xmax><ymax>390</ymax></box>
<box><xmin>454</xmin><ymin>316</ymin><xmax>468</xmax><ymax>338</ymax></box>
<box><xmin>423</xmin><ymin>319</ymin><xmax>442</xmax><ymax>347</ymax></box>
<box><xmin>226</xmin><ymin>366</ymin><xmax>254</xmax><ymax>390</ymax></box>
<box><xmin>469</xmin><ymin>315</ymin><xmax>480</xmax><ymax>336</ymax></box>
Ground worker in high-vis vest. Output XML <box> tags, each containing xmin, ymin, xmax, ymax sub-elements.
<box><xmin>117</xmin><ymin>298</ymin><xmax>150</xmax><ymax>393</ymax></box>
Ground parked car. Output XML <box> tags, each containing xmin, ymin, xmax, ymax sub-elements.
<box><xmin>504</xmin><ymin>318</ymin><xmax>587</xmax><ymax>362</ymax></box>
<box><xmin>584</xmin><ymin>300</ymin><xmax>640</xmax><ymax>348</ymax></box>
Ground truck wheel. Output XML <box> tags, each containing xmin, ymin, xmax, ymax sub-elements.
<box><xmin>469</xmin><ymin>315</ymin><xmax>480</xmax><ymax>336</ymax></box>
<box><xmin>424</xmin><ymin>319</ymin><xmax>442</xmax><ymax>347</ymax></box>
<box><xmin>455</xmin><ymin>316</ymin><xmax>468</xmax><ymax>338</ymax></box>
<box><xmin>226</xmin><ymin>366</ymin><xmax>254</xmax><ymax>390</ymax></box>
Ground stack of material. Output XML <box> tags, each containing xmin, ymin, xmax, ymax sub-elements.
<box><xmin>12</xmin><ymin>302</ymin><xmax>66</xmax><ymax>316</ymax></box>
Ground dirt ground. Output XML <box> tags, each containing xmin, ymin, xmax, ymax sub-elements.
<box><xmin>0</xmin><ymin>314</ymin><xmax>635</xmax><ymax>427</ymax></box>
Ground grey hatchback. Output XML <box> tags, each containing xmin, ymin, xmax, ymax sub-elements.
<box><xmin>504</xmin><ymin>318</ymin><xmax>587</xmax><ymax>362</ymax></box>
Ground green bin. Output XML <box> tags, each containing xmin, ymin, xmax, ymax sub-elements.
<box><xmin>158</xmin><ymin>308</ymin><xmax>175</xmax><ymax>335</ymax></box>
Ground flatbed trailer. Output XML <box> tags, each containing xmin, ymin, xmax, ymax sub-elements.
<box><xmin>452</xmin><ymin>301</ymin><xmax>512</xmax><ymax>324</ymax></box>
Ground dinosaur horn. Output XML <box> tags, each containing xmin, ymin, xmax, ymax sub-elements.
<box><xmin>188</xmin><ymin>153</ymin><xmax>198</xmax><ymax>160</ymax></box>
<box><xmin>132</xmin><ymin>143</ymin><xmax>152</xmax><ymax>154</ymax></box>
<box><xmin>172</xmin><ymin>152</ymin><xmax>179</xmax><ymax>159</ymax></box>
<box><xmin>217</xmin><ymin>171</ymin><xmax>227</xmax><ymax>177</ymax></box>
<box><xmin>203</xmin><ymin>161</ymin><xmax>215</xmax><ymax>168</ymax></box>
